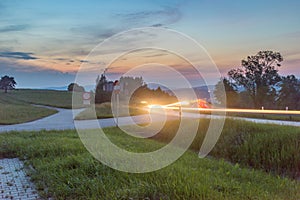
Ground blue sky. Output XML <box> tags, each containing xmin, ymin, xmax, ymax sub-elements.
<box><xmin>0</xmin><ymin>0</ymin><xmax>299</xmax><ymax>88</ymax></box>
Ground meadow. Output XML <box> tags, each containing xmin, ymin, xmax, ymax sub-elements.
<box><xmin>7</xmin><ymin>89</ymin><xmax>80</xmax><ymax>109</ymax></box>
<box><xmin>0</xmin><ymin>89</ymin><xmax>84</xmax><ymax>124</ymax></box>
<box><xmin>75</xmin><ymin>102</ymin><xmax>148</xmax><ymax>120</ymax></box>
<box><xmin>0</xmin><ymin>93</ymin><xmax>57</xmax><ymax>125</ymax></box>
<box><xmin>0</xmin><ymin>119</ymin><xmax>299</xmax><ymax>199</ymax></box>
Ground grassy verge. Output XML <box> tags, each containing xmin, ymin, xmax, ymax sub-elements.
<box><xmin>0</xmin><ymin>128</ymin><xmax>299</xmax><ymax>199</ymax></box>
<box><xmin>0</xmin><ymin>94</ymin><xmax>57</xmax><ymax>125</ymax></box>
<box><xmin>227</xmin><ymin>112</ymin><xmax>300</xmax><ymax>122</ymax></box>
<box><xmin>75</xmin><ymin>102</ymin><xmax>148</xmax><ymax>120</ymax></box>
<box><xmin>154</xmin><ymin>119</ymin><xmax>300</xmax><ymax>179</ymax></box>
<box><xmin>7</xmin><ymin>89</ymin><xmax>83</xmax><ymax>109</ymax></box>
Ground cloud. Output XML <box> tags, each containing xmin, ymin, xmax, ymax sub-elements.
<box><xmin>0</xmin><ymin>24</ymin><xmax>29</xmax><ymax>33</ymax></box>
<box><xmin>115</xmin><ymin>6</ymin><xmax>182</xmax><ymax>27</ymax></box>
<box><xmin>70</xmin><ymin>26</ymin><xmax>119</xmax><ymax>40</ymax></box>
<box><xmin>0</xmin><ymin>51</ymin><xmax>37</xmax><ymax>60</ymax></box>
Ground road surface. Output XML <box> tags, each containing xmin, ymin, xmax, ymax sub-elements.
<box><xmin>0</xmin><ymin>106</ymin><xmax>299</xmax><ymax>133</ymax></box>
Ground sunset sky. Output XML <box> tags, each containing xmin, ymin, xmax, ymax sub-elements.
<box><xmin>0</xmin><ymin>0</ymin><xmax>299</xmax><ymax>88</ymax></box>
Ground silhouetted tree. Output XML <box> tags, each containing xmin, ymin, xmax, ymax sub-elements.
<box><xmin>228</xmin><ymin>51</ymin><xmax>283</xmax><ymax>108</ymax></box>
<box><xmin>95</xmin><ymin>74</ymin><xmax>112</xmax><ymax>103</ymax></box>
<box><xmin>277</xmin><ymin>75</ymin><xmax>300</xmax><ymax>110</ymax></box>
<box><xmin>214</xmin><ymin>78</ymin><xmax>238</xmax><ymax>107</ymax></box>
<box><xmin>67</xmin><ymin>83</ymin><xmax>85</xmax><ymax>92</ymax></box>
<box><xmin>0</xmin><ymin>75</ymin><xmax>16</xmax><ymax>93</ymax></box>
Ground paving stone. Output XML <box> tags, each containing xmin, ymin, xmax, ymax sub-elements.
<box><xmin>0</xmin><ymin>158</ymin><xmax>40</xmax><ymax>199</ymax></box>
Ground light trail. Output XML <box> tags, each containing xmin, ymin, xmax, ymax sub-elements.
<box><xmin>161</xmin><ymin>106</ymin><xmax>300</xmax><ymax>115</ymax></box>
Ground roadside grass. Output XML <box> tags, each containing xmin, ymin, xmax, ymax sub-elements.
<box><xmin>186</xmin><ymin>109</ymin><xmax>300</xmax><ymax>122</ymax></box>
<box><xmin>154</xmin><ymin>118</ymin><xmax>300</xmax><ymax>179</ymax></box>
<box><xmin>0</xmin><ymin>93</ymin><xmax>57</xmax><ymax>125</ymax></box>
<box><xmin>75</xmin><ymin>102</ymin><xmax>148</xmax><ymax>120</ymax></box>
<box><xmin>7</xmin><ymin>89</ymin><xmax>83</xmax><ymax>109</ymax></box>
<box><xmin>0</xmin><ymin>128</ymin><xmax>300</xmax><ymax>199</ymax></box>
<box><xmin>227</xmin><ymin>112</ymin><xmax>300</xmax><ymax>122</ymax></box>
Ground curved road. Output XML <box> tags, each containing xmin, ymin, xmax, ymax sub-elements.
<box><xmin>0</xmin><ymin>106</ymin><xmax>299</xmax><ymax>133</ymax></box>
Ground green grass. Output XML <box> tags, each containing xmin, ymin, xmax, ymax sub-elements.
<box><xmin>227</xmin><ymin>112</ymin><xmax>300</xmax><ymax>122</ymax></box>
<box><xmin>6</xmin><ymin>89</ymin><xmax>83</xmax><ymax>109</ymax></box>
<box><xmin>154</xmin><ymin>119</ymin><xmax>300</xmax><ymax>179</ymax></box>
<box><xmin>0</xmin><ymin>124</ymin><xmax>300</xmax><ymax>199</ymax></box>
<box><xmin>0</xmin><ymin>93</ymin><xmax>57</xmax><ymax>125</ymax></box>
<box><xmin>186</xmin><ymin>109</ymin><xmax>300</xmax><ymax>122</ymax></box>
<box><xmin>75</xmin><ymin>102</ymin><xmax>148</xmax><ymax>120</ymax></box>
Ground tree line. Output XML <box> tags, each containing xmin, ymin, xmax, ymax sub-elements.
<box><xmin>94</xmin><ymin>74</ymin><xmax>175</xmax><ymax>104</ymax></box>
<box><xmin>214</xmin><ymin>51</ymin><xmax>300</xmax><ymax>110</ymax></box>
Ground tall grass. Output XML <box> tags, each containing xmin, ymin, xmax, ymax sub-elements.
<box><xmin>155</xmin><ymin>119</ymin><xmax>300</xmax><ymax>179</ymax></box>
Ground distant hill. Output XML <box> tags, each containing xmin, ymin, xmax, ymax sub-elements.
<box><xmin>43</xmin><ymin>86</ymin><xmax>68</xmax><ymax>91</ymax></box>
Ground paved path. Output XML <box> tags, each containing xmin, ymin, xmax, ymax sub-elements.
<box><xmin>0</xmin><ymin>107</ymin><xmax>299</xmax><ymax>133</ymax></box>
<box><xmin>0</xmin><ymin>158</ymin><xmax>39</xmax><ymax>199</ymax></box>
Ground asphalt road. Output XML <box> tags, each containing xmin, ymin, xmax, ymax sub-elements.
<box><xmin>0</xmin><ymin>106</ymin><xmax>299</xmax><ymax>133</ymax></box>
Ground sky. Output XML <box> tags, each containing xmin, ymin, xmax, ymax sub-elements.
<box><xmin>0</xmin><ymin>0</ymin><xmax>299</xmax><ymax>89</ymax></box>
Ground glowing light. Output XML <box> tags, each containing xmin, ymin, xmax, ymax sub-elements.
<box><xmin>180</xmin><ymin>101</ymin><xmax>190</xmax><ymax>106</ymax></box>
<box><xmin>148</xmin><ymin>104</ymin><xmax>164</xmax><ymax>109</ymax></box>
<box><xmin>162</xmin><ymin>106</ymin><xmax>300</xmax><ymax>115</ymax></box>
<box><xmin>140</xmin><ymin>101</ymin><xmax>148</xmax><ymax>104</ymax></box>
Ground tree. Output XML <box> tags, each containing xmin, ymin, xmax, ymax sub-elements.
<box><xmin>68</xmin><ymin>83</ymin><xmax>85</xmax><ymax>92</ymax></box>
<box><xmin>277</xmin><ymin>75</ymin><xmax>300</xmax><ymax>110</ymax></box>
<box><xmin>214</xmin><ymin>78</ymin><xmax>238</xmax><ymax>107</ymax></box>
<box><xmin>228</xmin><ymin>51</ymin><xmax>283</xmax><ymax>108</ymax></box>
<box><xmin>120</xmin><ymin>76</ymin><xmax>144</xmax><ymax>98</ymax></box>
<box><xmin>0</xmin><ymin>75</ymin><xmax>16</xmax><ymax>93</ymax></box>
<box><xmin>95</xmin><ymin>74</ymin><xmax>112</xmax><ymax>103</ymax></box>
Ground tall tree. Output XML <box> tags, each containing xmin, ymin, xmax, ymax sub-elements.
<box><xmin>0</xmin><ymin>75</ymin><xmax>16</xmax><ymax>93</ymax></box>
<box><xmin>214</xmin><ymin>78</ymin><xmax>238</xmax><ymax>107</ymax></box>
<box><xmin>228</xmin><ymin>51</ymin><xmax>283</xmax><ymax>108</ymax></box>
<box><xmin>277</xmin><ymin>75</ymin><xmax>300</xmax><ymax>110</ymax></box>
<box><xmin>95</xmin><ymin>74</ymin><xmax>112</xmax><ymax>103</ymax></box>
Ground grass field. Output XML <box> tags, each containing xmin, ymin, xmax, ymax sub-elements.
<box><xmin>154</xmin><ymin>119</ymin><xmax>300</xmax><ymax>179</ymax></box>
<box><xmin>0</xmin><ymin>120</ymin><xmax>300</xmax><ymax>199</ymax></box>
<box><xmin>0</xmin><ymin>93</ymin><xmax>57</xmax><ymax>125</ymax></box>
<box><xmin>6</xmin><ymin>89</ymin><xmax>83</xmax><ymax>109</ymax></box>
<box><xmin>75</xmin><ymin>102</ymin><xmax>148</xmax><ymax>120</ymax></box>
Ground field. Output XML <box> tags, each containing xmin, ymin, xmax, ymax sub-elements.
<box><xmin>0</xmin><ymin>93</ymin><xmax>57</xmax><ymax>125</ymax></box>
<box><xmin>0</xmin><ymin>89</ymin><xmax>85</xmax><ymax>124</ymax></box>
<box><xmin>7</xmin><ymin>89</ymin><xmax>82</xmax><ymax>109</ymax></box>
<box><xmin>75</xmin><ymin>102</ymin><xmax>148</xmax><ymax>120</ymax></box>
<box><xmin>0</xmin><ymin>120</ymin><xmax>300</xmax><ymax>199</ymax></box>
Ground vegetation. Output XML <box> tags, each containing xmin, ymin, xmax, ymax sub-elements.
<box><xmin>0</xmin><ymin>126</ymin><xmax>299</xmax><ymax>199</ymax></box>
<box><xmin>0</xmin><ymin>93</ymin><xmax>57</xmax><ymax>125</ymax></box>
<box><xmin>95</xmin><ymin>74</ymin><xmax>114</xmax><ymax>104</ymax></box>
<box><xmin>0</xmin><ymin>75</ymin><xmax>16</xmax><ymax>93</ymax></box>
<box><xmin>228</xmin><ymin>50</ymin><xmax>283</xmax><ymax>109</ymax></box>
<box><xmin>214</xmin><ymin>50</ymin><xmax>300</xmax><ymax>110</ymax></box>
<box><xmin>214</xmin><ymin>78</ymin><xmax>238</xmax><ymax>107</ymax></box>
<box><xmin>67</xmin><ymin>83</ymin><xmax>85</xmax><ymax>92</ymax></box>
<box><xmin>226</xmin><ymin>112</ymin><xmax>300</xmax><ymax>122</ymax></box>
<box><xmin>7</xmin><ymin>89</ymin><xmax>83</xmax><ymax>109</ymax></box>
<box><xmin>75</xmin><ymin>102</ymin><xmax>148</xmax><ymax>120</ymax></box>
<box><xmin>277</xmin><ymin>75</ymin><xmax>300</xmax><ymax>110</ymax></box>
<box><xmin>154</xmin><ymin>119</ymin><xmax>300</xmax><ymax>179</ymax></box>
